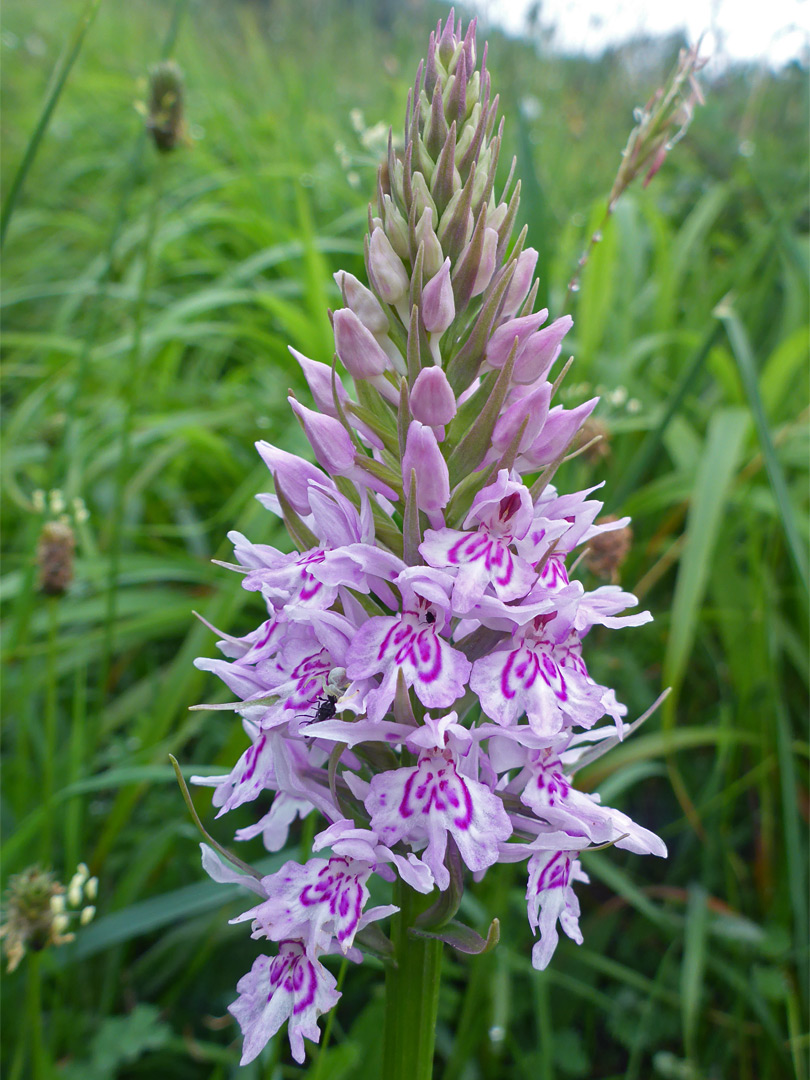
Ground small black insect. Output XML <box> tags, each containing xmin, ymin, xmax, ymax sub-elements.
<box><xmin>424</xmin><ymin>610</ymin><xmax>436</xmax><ymax>625</ymax></box>
<box><xmin>312</xmin><ymin>694</ymin><xmax>338</xmax><ymax>723</ymax></box>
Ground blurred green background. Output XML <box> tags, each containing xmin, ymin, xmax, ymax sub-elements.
<box><xmin>1</xmin><ymin>1</ymin><xmax>808</xmax><ymax>1077</ymax></box>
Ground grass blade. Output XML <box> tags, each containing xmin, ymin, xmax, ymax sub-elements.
<box><xmin>719</xmin><ymin>300</ymin><xmax>809</xmax><ymax>598</ymax></box>
<box><xmin>608</xmin><ymin>321</ymin><xmax>724</xmax><ymax>510</ymax></box>
<box><xmin>681</xmin><ymin>884</ymin><xmax>709</xmax><ymax>1058</ymax></box>
<box><xmin>662</xmin><ymin>406</ymin><xmax>749</xmax><ymax>717</ymax></box>
<box><xmin>0</xmin><ymin>0</ymin><xmax>104</xmax><ymax>249</ymax></box>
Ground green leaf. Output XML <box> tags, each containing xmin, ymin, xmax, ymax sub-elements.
<box><xmin>409</xmin><ymin>917</ymin><xmax>500</xmax><ymax>955</ymax></box>
<box><xmin>681</xmin><ymin>885</ymin><xmax>709</xmax><ymax>1056</ymax></box>
<box><xmin>56</xmin><ymin>852</ymin><xmax>284</xmax><ymax>963</ymax></box>
<box><xmin>719</xmin><ymin>302</ymin><xmax>809</xmax><ymax>597</ymax></box>
<box><xmin>662</xmin><ymin>406</ymin><xmax>749</xmax><ymax>720</ymax></box>
<box><xmin>58</xmin><ymin>1004</ymin><xmax>172</xmax><ymax>1080</ymax></box>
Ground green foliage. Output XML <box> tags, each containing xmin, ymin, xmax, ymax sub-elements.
<box><xmin>2</xmin><ymin>1</ymin><xmax>807</xmax><ymax>1078</ymax></box>
<box><xmin>59</xmin><ymin>1004</ymin><xmax>172</xmax><ymax>1080</ymax></box>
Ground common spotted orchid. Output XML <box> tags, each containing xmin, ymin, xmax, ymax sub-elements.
<box><xmin>186</xmin><ymin>10</ymin><xmax>666</xmax><ymax>1069</ymax></box>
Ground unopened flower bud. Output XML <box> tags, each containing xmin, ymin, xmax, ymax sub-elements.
<box><xmin>410</xmin><ymin>367</ymin><xmax>457</xmax><ymax>427</ymax></box>
<box><xmin>464</xmin><ymin>70</ymin><xmax>481</xmax><ymax>114</ymax></box>
<box><xmin>410</xmin><ymin>172</ymin><xmax>438</xmax><ymax>220</ymax></box>
<box><xmin>368</xmin><ymin>228</ymin><xmax>409</xmax><ymax>304</ymax></box>
<box><xmin>146</xmin><ymin>60</ymin><xmax>185</xmax><ymax>152</ymax></box>
<box><xmin>485</xmin><ymin>311</ymin><xmax>547</xmax><ymax>370</ymax></box>
<box><xmin>333</xmin><ymin>308</ymin><xmax>390</xmax><ymax>378</ymax></box>
<box><xmin>80</xmin><ymin>906</ymin><xmax>96</xmax><ymax>927</ymax></box>
<box><xmin>491</xmin><ymin>382</ymin><xmax>552</xmax><ymax>453</ymax></box>
<box><xmin>255</xmin><ymin>441</ymin><xmax>327</xmax><ymax>516</ymax></box>
<box><xmin>289</xmin><ymin>399</ymin><xmax>356</xmax><ymax>476</ymax></box>
<box><xmin>456</xmin><ymin>102</ymin><xmax>480</xmax><ymax>157</ymax></box>
<box><xmin>523</xmin><ymin>398</ymin><xmax>599</xmax><ymax>467</ymax></box>
<box><xmin>37</xmin><ymin>520</ymin><xmax>75</xmax><ymax>597</ymax></box>
<box><xmin>290</xmin><ymin>349</ymin><xmax>344</xmax><ymax>417</ymax></box>
<box><xmin>437</xmin><ymin>14</ymin><xmax>456</xmax><ymax>66</ymax></box>
<box><xmin>85</xmin><ymin>877</ymin><xmax>98</xmax><ymax>901</ymax></box>
<box><xmin>67</xmin><ymin>878</ymin><xmax>83</xmax><ymax>908</ymax></box>
<box><xmin>415</xmin><ymin>208</ymin><xmax>444</xmax><ymax>279</ymax></box>
<box><xmin>438</xmin><ymin>189</ymin><xmax>473</xmax><ymax>248</ymax></box>
<box><xmin>382</xmin><ymin>195</ymin><xmax>410</xmax><ymax>259</ymax></box>
<box><xmin>502</xmin><ymin>248</ymin><xmax>539</xmax><ymax>317</ymax></box>
<box><xmin>512</xmin><ymin>315</ymin><xmax>573</xmax><ymax>384</ymax></box>
<box><xmin>470</xmin><ymin>227</ymin><xmax>499</xmax><ymax>297</ymax></box>
<box><xmin>486</xmin><ymin>201</ymin><xmax>509</xmax><ymax>232</ymax></box>
<box><xmin>421</xmin><ymin>259</ymin><xmax>455</xmax><ymax>334</ymax></box>
<box><xmin>471</xmin><ymin>146</ymin><xmax>493</xmax><ymax>206</ymax></box>
<box><xmin>402</xmin><ymin>421</ymin><xmax>450</xmax><ymax>515</ymax></box>
<box><xmin>334</xmin><ymin>271</ymin><xmax>389</xmax><ymax>335</ymax></box>
<box><xmin>72</xmin><ymin>497</ymin><xmax>89</xmax><ymax>524</ymax></box>
<box><xmin>424</xmin><ymin>80</ymin><xmax>449</xmax><ymax>158</ymax></box>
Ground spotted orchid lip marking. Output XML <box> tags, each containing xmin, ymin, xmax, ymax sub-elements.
<box><xmin>240</xmin><ymin>734</ymin><xmax>267</xmax><ymax>784</ymax></box>
<box><xmin>501</xmin><ymin>645</ymin><xmax>541</xmax><ymax>701</ymax></box>
<box><xmin>297</xmin><ymin>857</ymin><xmax>364</xmax><ymax>943</ymax></box>
<box><xmin>399</xmin><ymin>753</ymin><xmax>474</xmax><ymax>829</ymax></box>
<box><xmin>296</xmin><ymin>551</ymin><xmax>326</xmax><ymax>602</ymax></box>
<box><xmin>282</xmin><ymin>650</ymin><xmax>333</xmax><ymax>711</ymax></box>
<box><xmin>376</xmin><ymin>619</ymin><xmax>443</xmax><ymax>684</ymax></box>
<box><xmin>533</xmin><ymin>850</ymin><xmax>570</xmax><ymax>892</ymax></box>
<box><xmin>447</xmin><ymin>532</ymin><xmax>516</xmax><ymax>588</ymax></box>
<box><xmin>267</xmin><ymin>947</ymin><xmax>318</xmax><ymax>1014</ymax></box>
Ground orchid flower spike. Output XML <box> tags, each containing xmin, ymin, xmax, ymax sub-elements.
<box><xmin>188</xmin><ymin>9</ymin><xmax>666</xmax><ymax>1067</ymax></box>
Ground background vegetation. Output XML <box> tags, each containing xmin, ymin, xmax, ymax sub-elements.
<box><xmin>2</xmin><ymin>1</ymin><xmax>808</xmax><ymax>1077</ymax></box>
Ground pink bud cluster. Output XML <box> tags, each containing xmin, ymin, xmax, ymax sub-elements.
<box><xmin>190</xmin><ymin>10</ymin><xmax>665</xmax><ymax>1066</ymax></box>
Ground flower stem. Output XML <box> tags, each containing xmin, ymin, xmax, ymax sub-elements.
<box><xmin>41</xmin><ymin>597</ymin><xmax>59</xmax><ymax>861</ymax></box>
<box><xmin>384</xmin><ymin>879</ymin><xmax>443</xmax><ymax>1080</ymax></box>
<box><xmin>11</xmin><ymin>952</ymin><xmax>47</xmax><ymax>1080</ymax></box>
<box><xmin>100</xmin><ymin>149</ymin><xmax>166</xmax><ymax>697</ymax></box>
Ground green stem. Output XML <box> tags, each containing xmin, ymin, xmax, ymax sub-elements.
<box><xmin>41</xmin><ymin>598</ymin><xmax>59</xmax><ymax>862</ymax></box>
<box><xmin>100</xmin><ymin>151</ymin><xmax>166</xmax><ymax>695</ymax></box>
<box><xmin>12</xmin><ymin>953</ymin><xmax>47</xmax><ymax>1080</ymax></box>
<box><xmin>64</xmin><ymin>662</ymin><xmax>87</xmax><ymax>870</ymax></box>
<box><xmin>384</xmin><ymin>879</ymin><xmax>443</xmax><ymax>1080</ymax></box>
<box><xmin>59</xmin><ymin>0</ymin><xmax>189</xmax><ymax>495</ymax></box>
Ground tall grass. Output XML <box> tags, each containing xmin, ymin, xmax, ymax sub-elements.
<box><xmin>2</xmin><ymin>1</ymin><xmax>807</xmax><ymax>1077</ymax></box>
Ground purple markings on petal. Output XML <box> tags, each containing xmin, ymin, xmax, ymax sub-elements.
<box><xmin>229</xmin><ymin>944</ymin><xmax>340</xmax><ymax>1065</ymax></box>
<box><xmin>240</xmin><ymin>733</ymin><xmax>267</xmax><ymax>786</ymax></box>
<box><xmin>448</xmin><ymin>533</ymin><xmax>514</xmax><ymax>589</ymax></box>
<box><xmin>296</xmin><ymin>552</ymin><xmax>326</xmax><ymax>602</ymax></box>
<box><xmin>400</xmin><ymin>753</ymin><xmax>474</xmax><ymax>830</ymax></box>
<box><xmin>526</xmin><ymin>851</ymin><xmax>588</xmax><ymax>971</ymax></box>
<box><xmin>199</xmin><ymin>16</ymin><xmax>666</xmax><ymax>1057</ymax></box>
<box><xmin>501</xmin><ymin>645</ymin><xmax>539</xmax><ymax>702</ymax></box>
<box><xmin>379</xmin><ymin>618</ymin><xmax>443</xmax><ymax>685</ymax></box>
<box><xmin>348</xmin><ymin>609</ymin><xmax>470</xmax><ymax>720</ymax></box>
<box><xmin>533</xmin><ymin>850</ymin><xmax>570</xmax><ymax>892</ymax></box>
<box><xmin>366</xmin><ymin>750</ymin><xmax>511</xmax><ymax>890</ymax></box>
<box><xmin>235</xmin><ymin>855</ymin><xmax>375</xmax><ymax>956</ymax></box>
